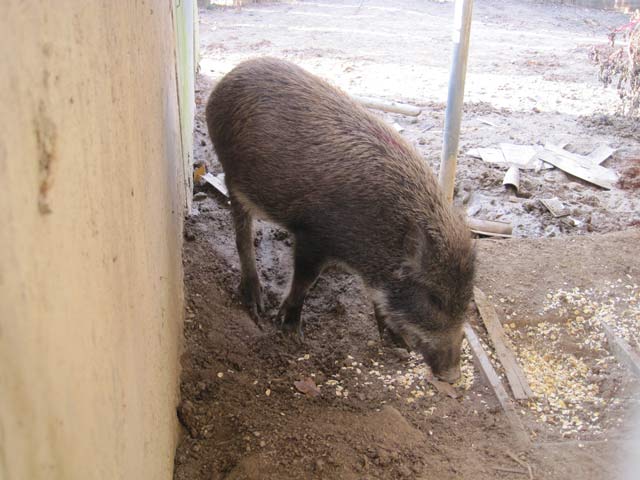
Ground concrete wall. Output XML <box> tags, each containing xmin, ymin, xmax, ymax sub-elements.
<box><xmin>0</xmin><ymin>2</ymin><xmax>190</xmax><ymax>479</ymax></box>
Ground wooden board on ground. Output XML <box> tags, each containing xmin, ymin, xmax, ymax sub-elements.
<box><xmin>499</xmin><ymin>143</ymin><xmax>537</xmax><ymax>168</ymax></box>
<box><xmin>202</xmin><ymin>172</ymin><xmax>229</xmax><ymax>197</ymax></box>
<box><xmin>540</xmin><ymin>197</ymin><xmax>570</xmax><ymax>218</ymax></box>
<box><xmin>467</xmin><ymin>147</ymin><xmax>506</xmax><ymax>165</ymax></box>
<box><xmin>602</xmin><ymin>322</ymin><xmax>640</xmax><ymax>378</ymax></box>
<box><xmin>463</xmin><ymin>324</ymin><xmax>531</xmax><ymax>450</ymax></box>
<box><xmin>473</xmin><ymin>288</ymin><xmax>534</xmax><ymax>400</ymax></box>
<box><xmin>540</xmin><ymin>144</ymin><xmax>618</xmax><ymax>189</ymax></box>
<box><xmin>467</xmin><ymin>144</ymin><xmax>552</xmax><ymax>170</ymax></box>
<box><xmin>352</xmin><ymin>95</ymin><xmax>422</xmax><ymax>116</ymax></box>
<box><xmin>587</xmin><ymin>144</ymin><xmax>616</xmax><ymax>165</ymax></box>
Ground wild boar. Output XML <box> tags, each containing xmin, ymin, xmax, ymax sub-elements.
<box><xmin>206</xmin><ymin>58</ymin><xmax>475</xmax><ymax>382</ymax></box>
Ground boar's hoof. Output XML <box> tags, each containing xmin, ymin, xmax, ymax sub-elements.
<box><xmin>275</xmin><ymin>304</ymin><xmax>304</xmax><ymax>343</ymax></box>
<box><xmin>280</xmin><ymin>321</ymin><xmax>304</xmax><ymax>343</ymax></box>
<box><xmin>239</xmin><ymin>280</ymin><xmax>264</xmax><ymax>328</ymax></box>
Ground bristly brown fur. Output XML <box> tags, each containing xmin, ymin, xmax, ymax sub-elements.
<box><xmin>206</xmin><ymin>57</ymin><xmax>475</xmax><ymax>381</ymax></box>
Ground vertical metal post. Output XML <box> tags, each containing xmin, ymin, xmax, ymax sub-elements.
<box><xmin>438</xmin><ymin>0</ymin><xmax>474</xmax><ymax>204</ymax></box>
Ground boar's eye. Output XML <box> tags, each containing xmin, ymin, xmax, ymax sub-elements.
<box><xmin>429</xmin><ymin>293</ymin><xmax>444</xmax><ymax>310</ymax></box>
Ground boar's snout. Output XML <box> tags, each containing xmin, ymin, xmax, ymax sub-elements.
<box><xmin>420</xmin><ymin>327</ymin><xmax>464</xmax><ymax>384</ymax></box>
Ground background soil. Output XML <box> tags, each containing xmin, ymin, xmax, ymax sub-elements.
<box><xmin>196</xmin><ymin>0</ymin><xmax>640</xmax><ymax>237</ymax></box>
<box><xmin>175</xmin><ymin>1</ymin><xmax>640</xmax><ymax>479</ymax></box>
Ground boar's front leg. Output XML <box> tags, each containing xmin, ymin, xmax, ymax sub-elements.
<box><xmin>230</xmin><ymin>193</ymin><xmax>264</xmax><ymax>325</ymax></box>
<box><xmin>373</xmin><ymin>302</ymin><xmax>387</xmax><ymax>341</ymax></box>
<box><xmin>277</xmin><ymin>235</ymin><xmax>325</xmax><ymax>340</ymax></box>
<box><xmin>373</xmin><ymin>301</ymin><xmax>410</xmax><ymax>350</ymax></box>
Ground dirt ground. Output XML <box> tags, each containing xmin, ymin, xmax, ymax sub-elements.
<box><xmin>175</xmin><ymin>1</ymin><xmax>640</xmax><ymax>479</ymax></box>
<box><xmin>196</xmin><ymin>0</ymin><xmax>640</xmax><ymax>237</ymax></box>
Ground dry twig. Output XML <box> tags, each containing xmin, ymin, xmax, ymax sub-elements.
<box><xmin>506</xmin><ymin>450</ymin><xmax>534</xmax><ymax>480</ymax></box>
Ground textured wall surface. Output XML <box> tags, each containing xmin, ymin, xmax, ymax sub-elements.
<box><xmin>0</xmin><ymin>2</ymin><xmax>187</xmax><ymax>479</ymax></box>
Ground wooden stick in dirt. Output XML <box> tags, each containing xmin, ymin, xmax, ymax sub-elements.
<box><xmin>463</xmin><ymin>323</ymin><xmax>531</xmax><ymax>450</ymax></box>
<box><xmin>602</xmin><ymin>322</ymin><xmax>640</xmax><ymax>378</ymax></box>
<box><xmin>351</xmin><ymin>95</ymin><xmax>422</xmax><ymax>116</ymax></box>
<box><xmin>474</xmin><ymin>287</ymin><xmax>533</xmax><ymax>400</ymax></box>
<box><xmin>505</xmin><ymin>450</ymin><xmax>534</xmax><ymax>480</ymax></box>
<box><xmin>493</xmin><ymin>467</ymin><xmax>528</xmax><ymax>476</ymax></box>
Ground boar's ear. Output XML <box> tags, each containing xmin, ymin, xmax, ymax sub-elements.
<box><xmin>395</xmin><ymin>220</ymin><xmax>425</xmax><ymax>278</ymax></box>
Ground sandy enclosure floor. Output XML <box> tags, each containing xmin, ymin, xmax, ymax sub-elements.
<box><xmin>197</xmin><ymin>0</ymin><xmax>640</xmax><ymax>238</ymax></box>
<box><xmin>175</xmin><ymin>1</ymin><xmax>640</xmax><ymax>479</ymax></box>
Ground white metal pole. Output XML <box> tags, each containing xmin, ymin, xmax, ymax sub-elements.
<box><xmin>439</xmin><ymin>0</ymin><xmax>474</xmax><ymax>203</ymax></box>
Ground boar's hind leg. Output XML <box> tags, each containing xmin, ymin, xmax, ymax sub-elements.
<box><xmin>277</xmin><ymin>238</ymin><xmax>325</xmax><ymax>339</ymax></box>
<box><xmin>230</xmin><ymin>193</ymin><xmax>264</xmax><ymax>325</ymax></box>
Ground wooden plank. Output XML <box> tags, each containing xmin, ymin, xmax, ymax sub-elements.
<box><xmin>540</xmin><ymin>144</ymin><xmax>618</xmax><ymax>189</ymax></box>
<box><xmin>202</xmin><ymin>172</ymin><xmax>229</xmax><ymax>197</ymax></box>
<box><xmin>469</xmin><ymin>145</ymin><xmax>552</xmax><ymax>171</ymax></box>
<box><xmin>587</xmin><ymin>144</ymin><xmax>616</xmax><ymax>165</ymax></box>
<box><xmin>545</xmin><ymin>143</ymin><xmax>595</xmax><ymax>168</ymax></box>
<box><xmin>539</xmin><ymin>198</ymin><xmax>570</xmax><ymax>218</ymax></box>
<box><xmin>602</xmin><ymin>322</ymin><xmax>640</xmax><ymax>378</ymax></box>
<box><xmin>467</xmin><ymin>147</ymin><xmax>506</xmax><ymax>165</ymax></box>
<box><xmin>499</xmin><ymin>143</ymin><xmax>537</xmax><ymax>168</ymax></box>
<box><xmin>464</xmin><ymin>324</ymin><xmax>530</xmax><ymax>449</ymax></box>
<box><xmin>473</xmin><ymin>288</ymin><xmax>534</xmax><ymax>400</ymax></box>
<box><xmin>352</xmin><ymin>95</ymin><xmax>422</xmax><ymax>116</ymax></box>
